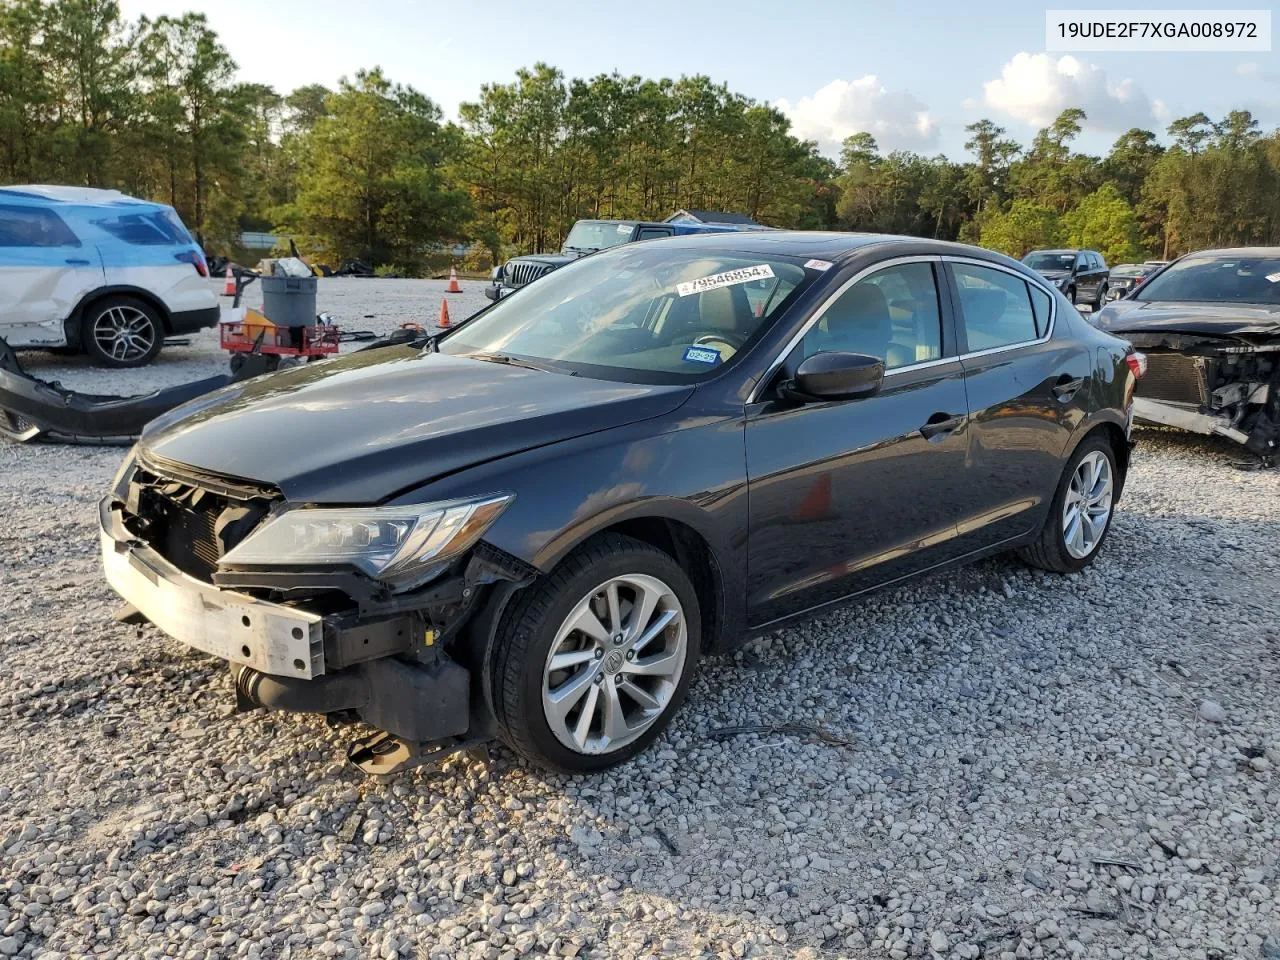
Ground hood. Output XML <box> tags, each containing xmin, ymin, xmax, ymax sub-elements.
<box><xmin>140</xmin><ymin>348</ymin><xmax>692</xmax><ymax>503</ymax></box>
<box><xmin>1093</xmin><ymin>299</ymin><xmax>1280</xmax><ymax>340</ymax></box>
<box><xmin>510</xmin><ymin>253</ymin><xmax>578</xmax><ymax>268</ymax></box>
<box><xmin>1032</xmin><ymin>269</ymin><xmax>1070</xmax><ymax>282</ymax></box>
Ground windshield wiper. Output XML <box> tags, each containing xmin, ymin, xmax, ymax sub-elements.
<box><xmin>467</xmin><ymin>352</ymin><xmax>576</xmax><ymax>375</ymax></box>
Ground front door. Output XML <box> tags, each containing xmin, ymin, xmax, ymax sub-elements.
<box><xmin>745</xmin><ymin>259</ymin><xmax>973</xmax><ymax>628</ymax></box>
<box><xmin>0</xmin><ymin>203</ymin><xmax>102</xmax><ymax>347</ymax></box>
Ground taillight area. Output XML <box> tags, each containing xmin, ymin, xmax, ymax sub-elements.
<box><xmin>175</xmin><ymin>250</ymin><xmax>208</xmax><ymax>277</ymax></box>
<box><xmin>1125</xmin><ymin>351</ymin><xmax>1147</xmax><ymax>380</ymax></box>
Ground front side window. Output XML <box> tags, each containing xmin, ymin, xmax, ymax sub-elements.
<box><xmin>801</xmin><ymin>262</ymin><xmax>942</xmax><ymax>370</ymax></box>
<box><xmin>1135</xmin><ymin>256</ymin><xmax>1280</xmax><ymax>304</ymax></box>
<box><xmin>441</xmin><ymin>243</ymin><xmax>815</xmax><ymax>382</ymax></box>
<box><xmin>0</xmin><ymin>205</ymin><xmax>80</xmax><ymax>248</ymax></box>
<box><xmin>952</xmin><ymin>263</ymin><xmax>1039</xmax><ymax>351</ymax></box>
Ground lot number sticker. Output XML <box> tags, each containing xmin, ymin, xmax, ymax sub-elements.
<box><xmin>804</xmin><ymin>259</ymin><xmax>833</xmax><ymax>271</ymax></box>
<box><xmin>683</xmin><ymin>345</ymin><xmax>722</xmax><ymax>365</ymax></box>
<box><xmin>677</xmin><ymin>264</ymin><xmax>774</xmax><ymax>298</ymax></box>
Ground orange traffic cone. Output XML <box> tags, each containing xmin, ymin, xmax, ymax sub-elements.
<box><xmin>446</xmin><ymin>266</ymin><xmax>462</xmax><ymax>293</ymax></box>
<box><xmin>222</xmin><ymin>265</ymin><xmax>235</xmax><ymax>296</ymax></box>
<box><xmin>437</xmin><ymin>299</ymin><xmax>451</xmax><ymax>329</ymax></box>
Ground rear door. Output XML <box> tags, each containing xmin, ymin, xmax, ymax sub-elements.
<box><xmin>0</xmin><ymin>203</ymin><xmax>103</xmax><ymax>348</ymax></box>
<box><xmin>946</xmin><ymin>259</ymin><xmax>1093</xmax><ymax>550</ymax></box>
<box><xmin>745</xmin><ymin>257</ymin><xmax>976</xmax><ymax>627</ymax></box>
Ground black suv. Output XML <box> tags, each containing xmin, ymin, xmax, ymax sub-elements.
<box><xmin>1022</xmin><ymin>249</ymin><xmax>1110</xmax><ymax>310</ymax></box>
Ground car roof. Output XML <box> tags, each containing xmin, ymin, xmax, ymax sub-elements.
<box><xmin>1180</xmin><ymin>246</ymin><xmax>1280</xmax><ymax>258</ymax></box>
<box><xmin>647</xmin><ymin>230</ymin><xmax>1032</xmax><ymax>267</ymax></box>
<box><xmin>1028</xmin><ymin>248</ymin><xmax>1082</xmax><ymax>255</ymax></box>
<box><xmin>0</xmin><ymin>185</ymin><xmax>166</xmax><ymax>211</ymax></box>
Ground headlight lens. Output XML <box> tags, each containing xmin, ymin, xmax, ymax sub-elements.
<box><xmin>218</xmin><ymin>493</ymin><xmax>512</xmax><ymax>587</ymax></box>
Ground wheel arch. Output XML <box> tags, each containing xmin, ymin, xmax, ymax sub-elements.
<box><xmin>1067</xmin><ymin>414</ymin><xmax>1132</xmax><ymax>499</ymax></box>
<box><xmin>63</xmin><ymin>285</ymin><xmax>174</xmax><ymax>348</ymax></box>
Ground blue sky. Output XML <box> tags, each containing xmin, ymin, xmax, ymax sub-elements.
<box><xmin>121</xmin><ymin>0</ymin><xmax>1279</xmax><ymax>159</ymax></box>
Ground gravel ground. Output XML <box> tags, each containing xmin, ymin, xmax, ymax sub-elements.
<box><xmin>1</xmin><ymin>279</ymin><xmax>1278</xmax><ymax>960</ymax></box>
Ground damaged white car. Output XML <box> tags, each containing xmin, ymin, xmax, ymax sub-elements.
<box><xmin>0</xmin><ymin>185</ymin><xmax>218</xmax><ymax>367</ymax></box>
<box><xmin>1094</xmin><ymin>247</ymin><xmax>1280</xmax><ymax>462</ymax></box>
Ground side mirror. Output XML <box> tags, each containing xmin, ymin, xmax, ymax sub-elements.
<box><xmin>782</xmin><ymin>351</ymin><xmax>884</xmax><ymax>403</ymax></box>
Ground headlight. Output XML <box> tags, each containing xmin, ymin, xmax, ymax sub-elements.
<box><xmin>218</xmin><ymin>493</ymin><xmax>512</xmax><ymax>588</ymax></box>
<box><xmin>1056</xmin><ymin>276</ymin><xmax>1071</xmax><ymax>289</ymax></box>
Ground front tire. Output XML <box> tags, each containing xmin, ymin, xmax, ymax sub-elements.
<box><xmin>82</xmin><ymin>296</ymin><xmax>164</xmax><ymax>367</ymax></box>
<box><xmin>1093</xmin><ymin>284</ymin><xmax>1108</xmax><ymax>311</ymax></box>
<box><xmin>1018</xmin><ymin>434</ymin><xmax>1117</xmax><ymax>573</ymax></box>
<box><xmin>491</xmin><ymin>534</ymin><xmax>701</xmax><ymax>772</ymax></box>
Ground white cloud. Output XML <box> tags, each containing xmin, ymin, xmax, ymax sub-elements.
<box><xmin>776</xmin><ymin>76</ymin><xmax>939</xmax><ymax>155</ymax></box>
<box><xmin>982</xmin><ymin>52</ymin><xmax>1160</xmax><ymax>131</ymax></box>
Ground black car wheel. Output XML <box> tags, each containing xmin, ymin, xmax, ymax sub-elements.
<box><xmin>1018</xmin><ymin>433</ymin><xmax>1117</xmax><ymax>573</ymax></box>
<box><xmin>491</xmin><ymin>533</ymin><xmax>701</xmax><ymax>772</ymax></box>
<box><xmin>1093</xmin><ymin>284</ymin><xmax>1108</xmax><ymax>311</ymax></box>
<box><xmin>82</xmin><ymin>296</ymin><xmax>164</xmax><ymax>367</ymax></box>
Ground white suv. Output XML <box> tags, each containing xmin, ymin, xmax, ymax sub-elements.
<box><xmin>0</xmin><ymin>186</ymin><xmax>218</xmax><ymax>367</ymax></box>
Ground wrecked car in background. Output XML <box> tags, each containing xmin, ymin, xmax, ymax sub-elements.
<box><xmin>1094</xmin><ymin>247</ymin><xmax>1280</xmax><ymax>460</ymax></box>
<box><xmin>485</xmin><ymin>211</ymin><xmax>769</xmax><ymax>300</ymax></box>
<box><xmin>0</xmin><ymin>185</ymin><xmax>217</xmax><ymax>367</ymax></box>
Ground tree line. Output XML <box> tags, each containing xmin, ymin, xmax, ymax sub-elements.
<box><xmin>4</xmin><ymin>0</ymin><xmax>1279</xmax><ymax>273</ymax></box>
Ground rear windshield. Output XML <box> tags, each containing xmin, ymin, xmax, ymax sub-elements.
<box><xmin>92</xmin><ymin>209</ymin><xmax>193</xmax><ymax>245</ymax></box>
<box><xmin>1023</xmin><ymin>252</ymin><xmax>1075</xmax><ymax>271</ymax></box>
<box><xmin>1110</xmin><ymin>265</ymin><xmax>1144</xmax><ymax>278</ymax></box>
<box><xmin>440</xmin><ymin>242</ymin><xmax>817</xmax><ymax>383</ymax></box>
<box><xmin>1135</xmin><ymin>256</ymin><xmax>1280</xmax><ymax>304</ymax></box>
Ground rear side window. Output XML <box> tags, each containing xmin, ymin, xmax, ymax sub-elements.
<box><xmin>952</xmin><ymin>263</ymin><xmax>1039</xmax><ymax>351</ymax></box>
<box><xmin>1029</xmin><ymin>284</ymin><xmax>1052</xmax><ymax>336</ymax></box>
<box><xmin>92</xmin><ymin>210</ymin><xmax>192</xmax><ymax>245</ymax></box>
<box><xmin>635</xmin><ymin>227</ymin><xmax>672</xmax><ymax>240</ymax></box>
<box><xmin>0</xmin><ymin>205</ymin><xmax>81</xmax><ymax>247</ymax></box>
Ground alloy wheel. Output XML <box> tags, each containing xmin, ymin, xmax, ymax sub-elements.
<box><xmin>1062</xmin><ymin>450</ymin><xmax>1113</xmax><ymax>559</ymax></box>
<box><xmin>92</xmin><ymin>305</ymin><xmax>156</xmax><ymax>363</ymax></box>
<box><xmin>541</xmin><ymin>574</ymin><xmax>687</xmax><ymax>755</ymax></box>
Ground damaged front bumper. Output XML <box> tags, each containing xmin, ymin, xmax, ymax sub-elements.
<box><xmin>1125</xmin><ymin>333</ymin><xmax>1280</xmax><ymax>460</ymax></box>
<box><xmin>100</xmin><ymin>496</ymin><xmax>487</xmax><ymax>774</ymax></box>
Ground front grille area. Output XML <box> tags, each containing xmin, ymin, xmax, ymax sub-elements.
<box><xmin>504</xmin><ymin>260</ymin><xmax>551</xmax><ymax>288</ymax></box>
<box><xmin>1136</xmin><ymin>352</ymin><xmax>1211</xmax><ymax>406</ymax></box>
<box><xmin>123</xmin><ymin>461</ymin><xmax>274</xmax><ymax>582</ymax></box>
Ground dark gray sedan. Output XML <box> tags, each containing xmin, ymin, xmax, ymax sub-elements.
<box><xmin>101</xmin><ymin>233</ymin><xmax>1142</xmax><ymax>774</ymax></box>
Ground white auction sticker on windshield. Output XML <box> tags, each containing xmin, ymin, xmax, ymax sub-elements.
<box><xmin>1267</xmin><ymin>271</ymin><xmax>1280</xmax><ymax>283</ymax></box>
<box><xmin>804</xmin><ymin>259</ymin><xmax>833</xmax><ymax>271</ymax></box>
<box><xmin>677</xmin><ymin>264</ymin><xmax>775</xmax><ymax>298</ymax></box>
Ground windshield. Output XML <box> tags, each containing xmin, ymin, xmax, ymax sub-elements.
<box><xmin>440</xmin><ymin>243</ymin><xmax>815</xmax><ymax>383</ymax></box>
<box><xmin>1023</xmin><ymin>252</ymin><xmax>1076</xmax><ymax>271</ymax></box>
<box><xmin>1110</xmin><ymin>265</ymin><xmax>1145</xmax><ymax>278</ymax></box>
<box><xmin>562</xmin><ymin>221</ymin><xmax>635</xmax><ymax>253</ymax></box>
<box><xmin>1135</xmin><ymin>256</ymin><xmax>1280</xmax><ymax>304</ymax></box>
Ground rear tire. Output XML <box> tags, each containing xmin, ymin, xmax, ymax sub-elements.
<box><xmin>1093</xmin><ymin>284</ymin><xmax>1108</xmax><ymax>311</ymax></box>
<box><xmin>1018</xmin><ymin>433</ymin><xmax>1117</xmax><ymax>573</ymax></box>
<box><xmin>82</xmin><ymin>296</ymin><xmax>164</xmax><ymax>368</ymax></box>
<box><xmin>491</xmin><ymin>533</ymin><xmax>701</xmax><ymax>773</ymax></box>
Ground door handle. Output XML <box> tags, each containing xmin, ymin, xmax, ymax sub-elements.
<box><xmin>65</xmin><ymin>258</ymin><xmax>92</xmax><ymax>266</ymax></box>
<box><xmin>1053</xmin><ymin>375</ymin><xmax>1085</xmax><ymax>403</ymax></box>
<box><xmin>919</xmin><ymin>412</ymin><xmax>965</xmax><ymax>441</ymax></box>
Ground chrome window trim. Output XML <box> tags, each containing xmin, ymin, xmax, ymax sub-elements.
<box><xmin>747</xmin><ymin>253</ymin><xmax>1059</xmax><ymax>404</ymax></box>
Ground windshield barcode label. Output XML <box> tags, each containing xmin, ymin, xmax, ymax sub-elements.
<box><xmin>677</xmin><ymin>264</ymin><xmax>774</xmax><ymax>298</ymax></box>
